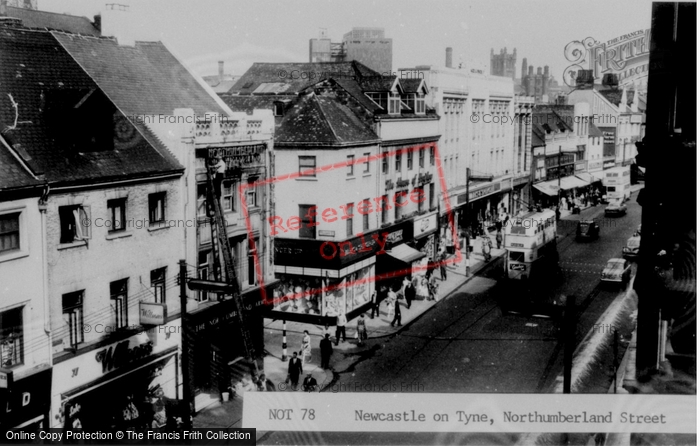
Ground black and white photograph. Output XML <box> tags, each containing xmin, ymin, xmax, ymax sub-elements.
<box><xmin>0</xmin><ymin>0</ymin><xmax>695</xmax><ymax>445</ymax></box>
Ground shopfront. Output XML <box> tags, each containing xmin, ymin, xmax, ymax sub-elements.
<box><xmin>0</xmin><ymin>367</ymin><xmax>52</xmax><ymax>430</ymax></box>
<box><xmin>411</xmin><ymin>211</ymin><xmax>438</xmax><ymax>260</ymax></box>
<box><xmin>271</xmin><ymin>221</ymin><xmax>413</xmax><ymax>324</ymax></box>
<box><xmin>51</xmin><ymin>321</ymin><xmax>181</xmax><ymax>429</ymax></box>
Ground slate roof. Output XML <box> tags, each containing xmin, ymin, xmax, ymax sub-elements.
<box><xmin>0</xmin><ymin>139</ymin><xmax>41</xmax><ymax>190</ymax></box>
<box><xmin>358</xmin><ymin>75</ymin><xmax>397</xmax><ymax>92</ymax></box>
<box><xmin>589</xmin><ymin>122</ymin><xmax>604</xmax><ymax>138</ymax></box>
<box><xmin>230</xmin><ymin>61</ymin><xmax>380</xmax><ymax>95</ymax></box>
<box><xmin>327</xmin><ymin>77</ymin><xmax>382</xmax><ymax>113</ymax></box>
<box><xmin>0</xmin><ymin>26</ymin><xmax>182</xmax><ymax>187</ymax></box>
<box><xmin>4</xmin><ymin>6</ymin><xmax>100</xmax><ymax>36</ymax></box>
<box><xmin>598</xmin><ymin>89</ymin><xmax>634</xmax><ymax>108</ymax></box>
<box><xmin>53</xmin><ymin>33</ymin><xmax>227</xmax><ymax>117</ymax></box>
<box><xmin>399</xmin><ymin>78</ymin><xmax>424</xmax><ymax>94</ymax></box>
<box><xmin>274</xmin><ymin>92</ymin><xmax>379</xmax><ymax>146</ymax></box>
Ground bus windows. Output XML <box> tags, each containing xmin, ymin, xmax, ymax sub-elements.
<box><xmin>509</xmin><ymin>251</ymin><xmax>525</xmax><ymax>262</ymax></box>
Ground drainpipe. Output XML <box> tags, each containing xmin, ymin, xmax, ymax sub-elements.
<box><xmin>38</xmin><ymin>184</ymin><xmax>52</xmax><ymax>361</ymax></box>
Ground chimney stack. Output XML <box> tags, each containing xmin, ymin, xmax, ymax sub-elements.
<box><xmin>544</xmin><ymin>65</ymin><xmax>549</xmax><ymax>77</ymax></box>
<box><xmin>446</xmin><ymin>47</ymin><xmax>453</xmax><ymax>69</ymax></box>
<box><xmin>528</xmin><ymin>65</ymin><xmax>534</xmax><ymax>76</ymax></box>
<box><xmin>93</xmin><ymin>14</ymin><xmax>101</xmax><ymax>32</ymax></box>
<box><xmin>537</xmin><ymin>67</ymin><xmax>542</xmax><ymax>76</ymax></box>
<box><xmin>218</xmin><ymin>61</ymin><xmax>224</xmax><ymax>82</ymax></box>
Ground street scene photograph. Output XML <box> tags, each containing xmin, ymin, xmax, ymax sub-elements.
<box><xmin>0</xmin><ymin>0</ymin><xmax>695</xmax><ymax>445</ymax></box>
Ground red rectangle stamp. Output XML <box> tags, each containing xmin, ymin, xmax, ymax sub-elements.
<box><xmin>240</xmin><ymin>144</ymin><xmax>462</xmax><ymax>316</ymax></box>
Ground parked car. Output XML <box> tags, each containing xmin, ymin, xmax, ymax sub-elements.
<box><xmin>622</xmin><ymin>235</ymin><xmax>641</xmax><ymax>259</ymax></box>
<box><xmin>605</xmin><ymin>199</ymin><xmax>628</xmax><ymax>216</ymax></box>
<box><xmin>576</xmin><ymin>220</ymin><xmax>600</xmax><ymax>240</ymax></box>
<box><xmin>633</xmin><ymin>224</ymin><xmax>642</xmax><ymax>236</ymax></box>
<box><xmin>601</xmin><ymin>258</ymin><xmax>632</xmax><ymax>285</ymax></box>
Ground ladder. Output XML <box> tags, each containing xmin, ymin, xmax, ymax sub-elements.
<box><xmin>205</xmin><ymin>167</ymin><xmax>256</xmax><ymax>363</ymax></box>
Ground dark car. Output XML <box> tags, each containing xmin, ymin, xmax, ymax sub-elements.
<box><xmin>622</xmin><ymin>235</ymin><xmax>641</xmax><ymax>259</ymax></box>
<box><xmin>576</xmin><ymin>220</ymin><xmax>600</xmax><ymax>240</ymax></box>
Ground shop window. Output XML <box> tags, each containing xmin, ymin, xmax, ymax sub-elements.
<box><xmin>363</xmin><ymin>152</ymin><xmax>371</xmax><ymax>173</ymax></box>
<box><xmin>148</xmin><ymin>192</ymin><xmax>166</xmax><ymax>224</ymax></box>
<box><xmin>299</xmin><ymin>205</ymin><xmax>316</xmax><ymax>239</ymax></box>
<box><xmin>222</xmin><ymin>181</ymin><xmax>236</xmax><ymax>212</ymax></box>
<box><xmin>407</xmin><ymin>150</ymin><xmax>413</xmax><ymax>170</ymax></box>
<box><xmin>345</xmin><ymin>203</ymin><xmax>354</xmax><ymax>237</ymax></box>
<box><xmin>151</xmin><ymin>267</ymin><xmax>166</xmax><ymax>304</ymax></box>
<box><xmin>62</xmin><ymin>291</ymin><xmax>84</xmax><ymax>348</ymax></box>
<box><xmin>110</xmin><ymin>279</ymin><xmax>129</xmax><ymax>330</ymax></box>
<box><xmin>0</xmin><ymin>212</ymin><xmax>20</xmax><ymax>254</ymax></box>
<box><xmin>59</xmin><ymin>205</ymin><xmax>90</xmax><ymax>244</ymax></box>
<box><xmin>107</xmin><ymin>198</ymin><xmax>127</xmax><ymax>232</ymax></box>
<box><xmin>299</xmin><ymin>156</ymin><xmax>316</xmax><ymax>177</ymax></box>
<box><xmin>0</xmin><ymin>307</ymin><xmax>23</xmax><ymax>367</ymax></box>
<box><xmin>419</xmin><ymin>148</ymin><xmax>425</xmax><ymax>168</ymax></box>
<box><xmin>197</xmin><ymin>251</ymin><xmax>210</xmax><ymax>302</ymax></box>
<box><xmin>347</xmin><ymin>155</ymin><xmax>354</xmax><ymax>176</ymax></box>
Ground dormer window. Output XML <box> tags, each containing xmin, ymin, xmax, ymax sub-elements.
<box><xmin>273</xmin><ymin>101</ymin><xmax>285</xmax><ymax>117</ymax></box>
<box><xmin>389</xmin><ymin>93</ymin><xmax>401</xmax><ymax>115</ymax></box>
<box><xmin>366</xmin><ymin>93</ymin><xmax>388</xmax><ymax>110</ymax></box>
<box><xmin>415</xmin><ymin>93</ymin><xmax>426</xmax><ymax>114</ymax></box>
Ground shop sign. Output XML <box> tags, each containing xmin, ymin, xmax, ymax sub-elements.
<box><xmin>600</xmin><ymin>127</ymin><xmax>617</xmax><ymax>158</ymax></box>
<box><xmin>0</xmin><ymin>368</ymin><xmax>51</xmax><ymax>428</ymax></box>
<box><xmin>603</xmin><ymin>161</ymin><xmax>616</xmax><ymax>168</ymax></box>
<box><xmin>396</xmin><ymin>178</ymin><xmax>410</xmax><ymax>188</ymax></box>
<box><xmin>207</xmin><ymin>144</ymin><xmax>265</xmax><ymax>166</ymax></box>
<box><xmin>95</xmin><ymin>340</ymin><xmax>154</xmax><ymax>374</ymax></box>
<box><xmin>575</xmin><ymin>161</ymin><xmax>587</xmax><ymax>171</ymax></box>
<box><xmin>139</xmin><ymin>302</ymin><xmax>166</xmax><ymax>326</ymax></box>
<box><xmin>318</xmin><ymin>230</ymin><xmax>335</xmax><ymax>237</ymax></box>
<box><xmin>469</xmin><ymin>185</ymin><xmax>494</xmax><ymax>201</ymax></box>
<box><xmin>417</xmin><ymin>172</ymin><xmax>433</xmax><ymax>185</ymax></box>
<box><xmin>589</xmin><ymin>160</ymin><xmax>603</xmax><ymax>169</ymax></box>
<box><xmin>413</xmin><ymin>213</ymin><xmax>437</xmax><ymax>238</ymax></box>
<box><xmin>385</xmin><ymin>179</ymin><xmax>394</xmax><ymax>190</ymax></box>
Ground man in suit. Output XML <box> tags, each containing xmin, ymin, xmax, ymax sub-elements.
<box><xmin>404</xmin><ymin>280</ymin><xmax>415</xmax><ymax>309</ymax></box>
<box><xmin>335</xmin><ymin>313</ymin><xmax>347</xmax><ymax>345</ymax></box>
<box><xmin>320</xmin><ymin>333</ymin><xmax>333</xmax><ymax>369</ymax></box>
<box><xmin>390</xmin><ymin>293</ymin><xmax>402</xmax><ymax>327</ymax></box>
<box><xmin>302</xmin><ymin>373</ymin><xmax>318</xmax><ymax>392</ymax></box>
<box><xmin>287</xmin><ymin>352</ymin><xmax>303</xmax><ymax>390</ymax></box>
<box><xmin>369</xmin><ymin>288</ymin><xmax>380</xmax><ymax>319</ymax></box>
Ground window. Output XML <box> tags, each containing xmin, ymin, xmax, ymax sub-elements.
<box><xmin>222</xmin><ymin>181</ymin><xmax>236</xmax><ymax>212</ymax></box>
<box><xmin>363</xmin><ymin>153</ymin><xmax>371</xmax><ymax>173</ymax></box>
<box><xmin>110</xmin><ymin>279</ymin><xmax>129</xmax><ymax>330</ymax></box>
<box><xmin>430</xmin><ymin>146</ymin><xmax>435</xmax><ymax>166</ymax></box>
<box><xmin>419</xmin><ymin>148</ymin><xmax>425</xmax><ymax>168</ymax></box>
<box><xmin>0</xmin><ymin>213</ymin><xmax>20</xmax><ymax>254</ymax></box>
<box><xmin>248</xmin><ymin>238</ymin><xmax>259</xmax><ymax>286</ymax></box>
<box><xmin>0</xmin><ymin>307</ymin><xmax>23</xmax><ymax>367</ymax></box>
<box><xmin>380</xmin><ymin>195</ymin><xmax>389</xmax><ymax>225</ymax></box>
<box><xmin>362</xmin><ymin>199</ymin><xmax>370</xmax><ymax>231</ymax></box>
<box><xmin>415</xmin><ymin>187</ymin><xmax>425</xmax><ymax>213</ymax></box>
<box><xmin>407</xmin><ymin>150</ymin><xmax>413</xmax><ymax>170</ymax></box>
<box><xmin>366</xmin><ymin>92</ymin><xmax>387</xmax><ymax>110</ymax></box>
<box><xmin>197</xmin><ymin>184</ymin><xmax>208</xmax><ymax>218</ymax></box>
<box><xmin>273</xmin><ymin>102</ymin><xmax>284</xmax><ymax>116</ymax></box>
<box><xmin>148</xmin><ymin>192</ymin><xmax>166</xmax><ymax>224</ymax></box>
<box><xmin>415</xmin><ymin>93</ymin><xmax>426</xmax><ymax>114</ymax></box>
<box><xmin>299</xmin><ymin>156</ymin><xmax>316</xmax><ymax>177</ymax></box>
<box><xmin>347</xmin><ymin>155</ymin><xmax>354</xmax><ymax>176</ymax></box>
<box><xmin>394</xmin><ymin>192</ymin><xmax>404</xmax><ymax>220</ymax></box>
<box><xmin>389</xmin><ymin>93</ymin><xmax>401</xmax><ymax>114</ymax></box>
<box><xmin>151</xmin><ymin>268</ymin><xmax>166</xmax><ymax>304</ymax></box>
<box><xmin>107</xmin><ymin>198</ymin><xmax>126</xmax><ymax>232</ymax></box>
<box><xmin>299</xmin><ymin>205</ymin><xmax>316</xmax><ymax>239</ymax></box>
<box><xmin>197</xmin><ymin>251</ymin><xmax>210</xmax><ymax>302</ymax></box>
<box><xmin>429</xmin><ymin>183</ymin><xmax>435</xmax><ymax>209</ymax></box>
<box><xmin>246</xmin><ymin>179</ymin><xmax>258</xmax><ymax>208</ymax></box>
<box><xmin>345</xmin><ymin>203</ymin><xmax>354</xmax><ymax>237</ymax></box>
<box><xmin>395</xmin><ymin>151</ymin><xmax>402</xmax><ymax>172</ymax></box>
<box><xmin>59</xmin><ymin>205</ymin><xmax>89</xmax><ymax>244</ymax></box>
<box><xmin>382</xmin><ymin>149</ymin><xmax>388</xmax><ymax>174</ymax></box>
<box><xmin>62</xmin><ymin>291</ymin><xmax>84</xmax><ymax>348</ymax></box>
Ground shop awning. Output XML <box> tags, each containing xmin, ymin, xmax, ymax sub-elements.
<box><xmin>590</xmin><ymin>171</ymin><xmax>606</xmax><ymax>181</ymax></box>
<box><xmin>385</xmin><ymin>244</ymin><xmax>425</xmax><ymax>263</ymax></box>
<box><xmin>559</xmin><ymin>175</ymin><xmax>589</xmax><ymax>190</ymax></box>
<box><xmin>575</xmin><ymin>172</ymin><xmax>600</xmax><ymax>185</ymax></box>
<box><xmin>533</xmin><ymin>180</ymin><xmax>560</xmax><ymax>196</ymax></box>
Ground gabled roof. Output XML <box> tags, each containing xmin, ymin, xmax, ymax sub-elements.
<box><xmin>4</xmin><ymin>6</ymin><xmax>100</xmax><ymax>36</ymax></box>
<box><xmin>0</xmin><ymin>26</ymin><xmax>182</xmax><ymax>187</ymax></box>
<box><xmin>332</xmin><ymin>77</ymin><xmax>383</xmax><ymax>113</ymax></box>
<box><xmin>398</xmin><ymin>78</ymin><xmax>427</xmax><ymax>94</ymax></box>
<box><xmin>589</xmin><ymin>122</ymin><xmax>604</xmax><ymax>137</ymax></box>
<box><xmin>53</xmin><ymin>33</ymin><xmax>227</xmax><ymax>117</ymax></box>
<box><xmin>532</xmin><ymin>105</ymin><xmax>573</xmax><ymax>137</ymax></box>
<box><xmin>0</xmin><ymin>137</ymin><xmax>41</xmax><ymax>190</ymax></box>
<box><xmin>598</xmin><ymin>89</ymin><xmax>634</xmax><ymax>108</ymax></box>
<box><xmin>358</xmin><ymin>75</ymin><xmax>398</xmax><ymax>93</ymax></box>
<box><xmin>230</xmin><ymin>61</ymin><xmax>380</xmax><ymax>95</ymax></box>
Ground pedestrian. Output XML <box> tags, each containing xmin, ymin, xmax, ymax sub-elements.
<box><xmin>287</xmin><ymin>352</ymin><xmax>303</xmax><ymax>390</ymax></box>
<box><xmin>481</xmin><ymin>236</ymin><xmax>492</xmax><ymax>262</ymax></box>
<box><xmin>356</xmin><ymin>313</ymin><xmax>367</xmax><ymax>345</ymax></box>
<box><xmin>405</xmin><ymin>279</ymin><xmax>415</xmax><ymax>308</ymax></box>
<box><xmin>300</xmin><ymin>330</ymin><xmax>311</xmax><ymax>367</ymax></box>
<box><xmin>496</xmin><ymin>230</ymin><xmax>503</xmax><ymax>249</ymax></box>
<box><xmin>428</xmin><ymin>275</ymin><xmax>439</xmax><ymax>301</ymax></box>
<box><xmin>302</xmin><ymin>373</ymin><xmax>318</xmax><ymax>392</ymax></box>
<box><xmin>426</xmin><ymin>258</ymin><xmax>434</xmax><ymax>279</ymax></box>
<box><xmin>386</xmin><ymin>287</ymin><xmax>396</xmax><ymax>320</ymax></box>
<box><xmin>401</xmin><ymin>276</ymin><xmax>411</xmax><ymax>296</ymax></box>
<box><xmin>390</xmin><ymin>295</ymin><xmax>402</xmax><ymax>327</ymax></box>
<box><xmin>369</xmin><ymin>288</ymin><xmax>380</xmax><ymax>319</ymax></box>
<box><xmin>439</xmin><ymin>252</ymin><xmax>447</xmax><ymax>281</ymax></box>
<box><xmin>335</xmin><ymin>312</ymin><xmax>347</xmax><ymax>345</ymax></box>
<box><xmin>320</xmin><ymin>333</ymin><xmax>333</xmax><ymax>369</ymax></box>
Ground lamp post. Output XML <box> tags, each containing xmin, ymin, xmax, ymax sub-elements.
<box><xmin>465</xmin><ymin>168</ymin><xmax>470</xmax><ymax>277</ymax></box>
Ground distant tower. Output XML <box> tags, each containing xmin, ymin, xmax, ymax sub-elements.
<box><xmin>490</xmin><ymin>47</ymin><xmax>517</xmax><ymax>79</ymax></box>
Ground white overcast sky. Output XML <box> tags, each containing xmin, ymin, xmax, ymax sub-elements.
<box><xmin>39</xmin><ymin>0</ymin><xmax>652</xmax><ymax>83</ymax></box>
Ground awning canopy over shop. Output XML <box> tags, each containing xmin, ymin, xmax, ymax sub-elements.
<box><xmin>590</xmin><ymin>171</ymin><xmax>606</xmax><ymax>181</ymax></box>
<box><xmin>533</xmin><ymin>176</ymin><xmax>589</xmax><ymax>196</ymax></box>
<box><xmin>384</xmin><ymin>244</ymin><xmax>425</xmax><ymax>264</ymax></box>
<box><xmin>533</xmin><ymin>180</ymin><xmax>560</xmax><ymax>196</ymax></box>
<box><xmin>559</xmin><ymin>175</ymin><xmax>589</xmax><ymax>190</ymax></box>
<box><xmin>575</xmin><ymin>172</ymin><xmax>600</xmax><ymax>185</ymax></box>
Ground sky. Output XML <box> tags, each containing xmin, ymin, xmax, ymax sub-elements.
<box><xmin>39</xmin><ymin>0</ymin><xmax>652</xmax><ymax>83</ymax></box>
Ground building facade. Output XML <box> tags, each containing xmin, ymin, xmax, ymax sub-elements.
<box><xmin>490</xmin><ymin>47</ymin><xmax>517</xmax><ymax>79</ymax></box>
<box><xmin>309</xmin><ymin>27</ymin><xmax>392</xmax><ymax>74</ymax></box>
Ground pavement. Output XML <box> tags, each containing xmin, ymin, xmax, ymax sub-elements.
<box><xmin>192</xmin><ymin>229</ymin><xmax>507</xmax><ymax>432</ymax></box>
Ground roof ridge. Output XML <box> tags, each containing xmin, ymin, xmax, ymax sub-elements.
<box><xmin>310</xmin><ymin>94</ymin><xmax>341</xmax><ymax>142</ymax></box>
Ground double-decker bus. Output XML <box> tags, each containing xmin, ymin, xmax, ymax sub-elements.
<box><xmin>504</xmin><ymin>209</ymin><xmax>559</xmax><ymax>283</ymax></box>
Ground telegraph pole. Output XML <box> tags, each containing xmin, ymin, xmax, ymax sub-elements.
<box><xmin>179</xmin><ymin>260</ymin><xmax>193</xmax><ymax>429</ymax></box>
